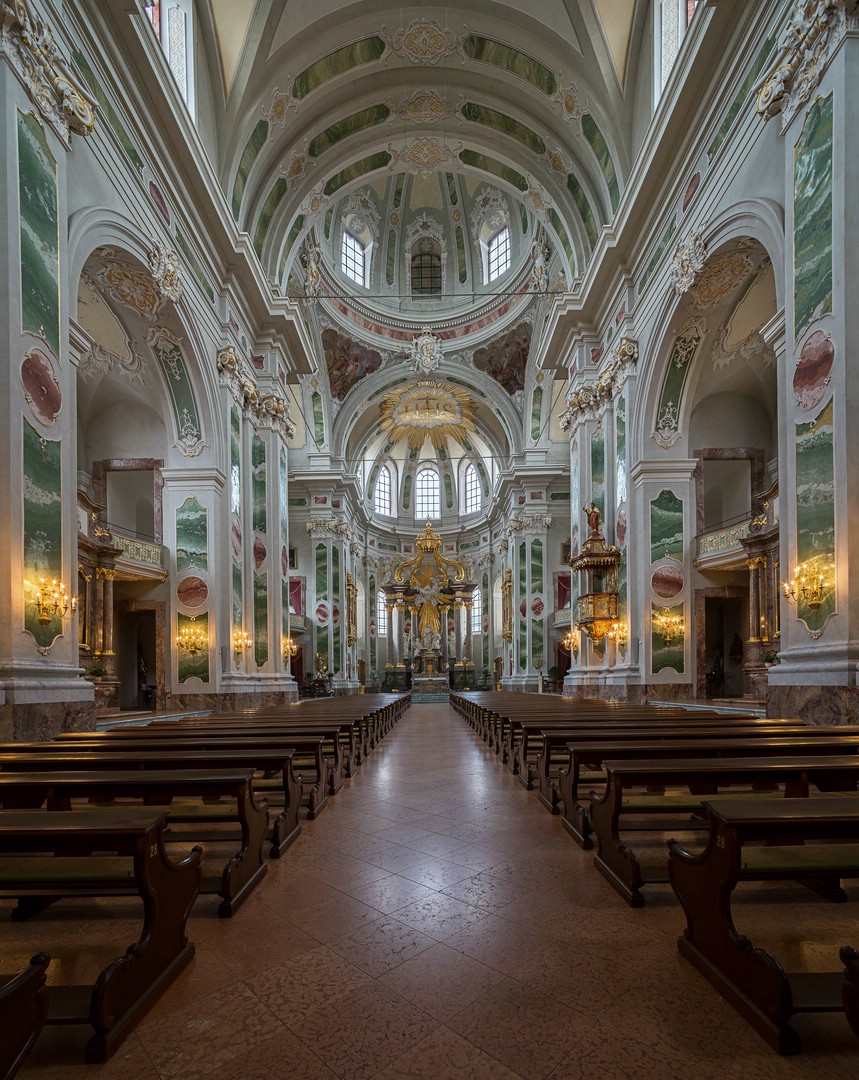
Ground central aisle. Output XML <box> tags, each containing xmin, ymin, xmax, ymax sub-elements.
<box><xmin>22</xmin><ymin>703</ymin><xmax>859</xmax><ymax>1078</ymax></box>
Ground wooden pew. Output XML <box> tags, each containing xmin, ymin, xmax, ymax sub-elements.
<box><xmin>0</xmin><ymin>952</ymin><xmax>49</xmax><ymax>1080</ymax></box>
<box><xmin>557</xmin><ymin>731</ymin><xmax>859</xmax><ymax>845</ymax></box>
<box><xmin>669</xmin><ymin>798</ymin><xmax>859</xmax><ymax>1054</ymax></box>
<box><xmin>591</xmin><ymin>755</ymin><xmax>859</xmax><ymax>906</ymax></box>
<box><xmin>45</xmin><ymin>733</ymin><xmax>331</xmax><ymax>817</ymax></box>
<box><xmin>0</xmin><ymin>809</ymin><xmax>200</xmax><ymax>1062</ymax></box>
<box><xmin>840</xmin><ymin>946</ymin><xmax>859</xmax><ymax>1041</ymax></box>
<box><xmin>0</xmin><ymin>747</ymin><xmax>301</xmax><ymax>856</ymax></box>
<box><xmin>0</xmin><ymin>769</ymin><xmax>267</xmax><ymax>917</ymax></box>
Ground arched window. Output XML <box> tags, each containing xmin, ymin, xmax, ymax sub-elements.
<box><xmin>145</xmin><ymin>1</ymin><xmax>195</xmax><ymax>114</ymax></box>
<box><xmin>656</xmin><ymin>0</ymin><xmax>700</xmax><ymax>96</ymax></box>
<box><xmin>341</xmin><ymin>230</ymin><xmax>366</xmax><ymax>286</ymax></box>
<box><xmin>411</xmin><ymin>239</ymin><xmax>442</xmax><ymax>297</ymax></box>
<box><xmin>471</xmin><ymin>589</ymin><xmax>483</xmax><ymax>634</ymax></box>
<box><xmin>415</xmin><ymin>468</ymin><xmax>440</xmax><ymax>519</ymax></box>
<box><xmin>487</xmin><ymin>226</ymin><xmax>511</xmax><ymax>282</ymax></box>
<box><xmin>464</xmin><ymin>463</ymin><xmax>481</xmax><ymax>514</ymax></box>
<box><xmin>376</xmin><ymin>590</ymin><xmax>388</xmax><ymax>635</ymax></box>
<box><xmin>374</xmin><ymin>465</ymin><xmax>392</xmax><ymax>516</ymax></box>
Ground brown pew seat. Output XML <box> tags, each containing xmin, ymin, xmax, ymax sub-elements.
<box><xmin>0</xmin><ymin>952</ymin><xmax>49</xmax><ymax>1080</ymax></box>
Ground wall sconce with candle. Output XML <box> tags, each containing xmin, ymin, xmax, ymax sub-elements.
<box><xmin>782</xmin><ymin>561</ymin><xmax>828</xmax><ymax>610</ymax></box>
<box><xmin>176</xmin><ymin>619</ymin><xmax>207</xmax><ymax>656</ymax></box>
<box><xmin>232</xmin><ymin>629</ymin><xmax>253</xmax><ymax>657</ymax></box>
<box><xmin>29</xmin><ymin>577</ymin><xmax>77</xmax><ymax>628</ymax></box>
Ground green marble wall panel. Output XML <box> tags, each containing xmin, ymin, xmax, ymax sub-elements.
<box><xmin>567</xmin><ymin>173</ymin><xmax>599</xmax><ymax>249</ymax></box>
<box><xmin>175</xmin><ymin>230</ymin><xmax>215</xmax><ymax>302</ymax></box>
<box><xmin>708</xmin><ymin>37</ymin><xmax>775</xmax><ymax>161</ymax></box>
<box><xmin>519</xmin><ymin>617</ymin><xmax>527</xmax><ymax>671</ymax></box>
<box><xmin>462</xmin><ymin>36</ymin><xmax>557</xmax><ymax>95</ymax></box>
<box><xmin>456</xmin><ymin>227</ymin><xmax>467</xmax><ymax>284</ymax></box>
<box><xmin>149</xmin><ymin>328</ymin><xmax>203</xmax><ymax>455</ymax></box>
<box><xmin>458</xmin><ymin>150</ymin><xmax>527</xmax><ymax>191</ymax></box>
<box><xmin>252</xmin><ymin>436</ymin><xmax>266</xmax><ymax>533</ymax></box>
<box><xmin>73</xmin><ymin>50</ymin><xmax>144</xmax><ymax>172</ymax></box>
<box><xmin>254</xmin><ymin>177</ymin><xmax>288</xmax><ymax>257</ymax></box>
<box><xmin>476</xmin><ymin>460</ymin><xmax>489</xmax><ymax>494</ymax></box>
<box><xmin>519</xmin><ymin>202</ymin><xmax>528</xmax><ymax>234</ymax></box>
<box><xmin>331</xmin><ymin>546</ymin><xmax>340</xmax><ymax>610</ymax></box>
<box><xmin>288</xmin><ymin>497</ymin><xmax>307</xmax><ymax>507</ymax></box>
<box><xmin>324</xmin><ymin>207</ymin><xmax>334</xmax><ymax>238</ymax></box>
<box><xmin>582</xmin><ymin>114</ymin><xmax>619</xmax><ymax>212</ymax></box>
<box><xmin>652</xmin><ymin>603</ymin><xmax>684</xmax><ymax>674</ymax></box>
<box><xmin>279</xmin><ymin>448</ymin><xmax>288</xmax><ymax>552</ymax></box>
<box><xmin>548</xmin><ymin>208</ymin><xmax>574</xmax><ymax>267</ymax></box>
<box><xmin>23</xmin><ymin>421</ymin><xmax>62</xmax><ymax>648</ymax></box>
<box><xmin>176</xmin><ymin>496</ymin><xmax>208</xmax><ymax>572</ymax></box>
<box><xmin>232</xmin><ymin>563</ymin><xmax>242</xmax><ymax>638</ymax></box>
<box><xmin>444</xmin><ymin>473</ymin><xmax>453</xmax><ymax>510</ymax></box>
<box><xmin>332</xmin><ymin>624</ymin><xmax>341</xmax><ymax>674</ymax></box>
<box><xmin>650</xmin><ymin>490</ymin><xmax>684</xmax><ymax>563</ymax></box>
<box><xmin>530</xmin><ymin>387</ymin><xmax>543</xmax><ymax>442</ymax></box>
<box><xmin>293</xmin><ymin>37</ymin><xmax>386</xmax><ymax>98</ymax></box>
<box><xmin>178</xmin><ymin>612</ymin><xmax>209</xmax><ymax>683</ymax></box>
<box><xmin>312</xmin><ymin>392</ymin><xmax>325</xmax><ymax>445</ymax></box>
<box><xmin>795</xmin><ymin>399</ymin><xmax>835</xmax><ymax>630</ymax></box>
<box><xmin>232</xmin><ymin>118</ymin><xmax>268</xmax><ymax>219</ymax></box>
<box><xmin>393</xmin><ymin>173</ymin><xmax>405</xmax><ymax>208</ymax></box>
<box><xmin>590</xmin><ymin>428</ymin><xmax>605</xmax><ymax>519</ymax></box>
<box><xmin>403</xmin><ymin>474</ymin><xmax>412</xmax><ymax>510</ymax></box>
<box><xmin>279</xmin><ymin>214</ymin><xmax>304</xmax><ymax>283</ymax></box>
<box><xmin>309</xmin><ymin>104</ymin><xmax>390</xmax><ymax>157</ymax></box>
<box><xmin>654</xmin><ymin>320</ymin><xmax>703</xmax><ymax>445</ymax></box>
<box><xmin>386</xmin><ymin>229</ymin><xmax>396</xmax><ymax>285</ymax></box>
<box><xmin>446</xmin><ymin>174</ymin><xmax>458</xmax><ymax>204</ymax></box>
<box><xmin>531</xmin><ymin>539</ymin><xmax>543</xmax><ymax>596</ymax></box>
<box><xmin>324</xmin><ymin>152</ymin><xmax>391</xmax><ymax>196</ymax></box>
<box><xmin>531</xmin><ymin>618</ymin><xmax>544</xmax><ymax>668</ymax></box>
<box><xmin>315</xmin><ymin>544</ymin><xmax>328</xmax><ymax>602</ymax></box>
<box><xmin>254</xmin><ymin>573</ymin><xmax>268</xmax><ymax>668</ymax></box>
<box><xmin>18</xmin><ymin>112</ymin><xmax>59</xmax><ymax>358</ymax></box>
<box><xmin>461</xmin><ymin>103</ymin><xmax>545</xmax><ymax>154</ymax></box>
<box><xmin>794</xmin><ymin>94</ymin><xmax>833</xmax><ymax>340</ymax></box>
<box><xmin>637</xmin><ymin>217</ymin><xmax>677</xmax><ymax>295</ymax></box>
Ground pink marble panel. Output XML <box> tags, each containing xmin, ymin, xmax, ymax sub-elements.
<box><xmin>793</xmin><ymin>330</ymin><xmax>834</xmax><ymax>410</ymax></box>
<box><xmin>22</xmin><ymin>347</ymin><xmax>61</xmax><ymax>425</ymax></box>
<box><xmin>177</xmin><ymin>575</ymin><xmax>208</xmax><ymax>608</ymax></box>
<box><xmin>651</xmin><ymin>565</ymin><xmax>684</xmax><ymax>599</ymax></box>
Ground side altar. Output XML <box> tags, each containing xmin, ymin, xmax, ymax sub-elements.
<box><xmin>381</xmin><ymin>521</ymin><xmax>477</xmax><ymax>701</ymax></box>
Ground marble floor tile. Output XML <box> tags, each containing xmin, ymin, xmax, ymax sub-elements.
<box><xmin>447</xmin><ymin>975</ymin><xmax>596</xmax><ymax>1078</ymax></box>
<box><xmin>378</xmin><ymin>941</ymin><xmax>505</xmax><ymax>1021</ymax></box>
<box><xmin>326</xmin><ymin>914</ymin><xmax>437</xmax><ymax>977</ymax></box>
<box><xmin>285</xmin><ymin>980</ymin><xmax>438</xmax><ymax>1079</ymax></box>
<box><xmin>372</xmin><ymin>1024</ymin><xmax>523</xmax><ymax>1078</ymax></box>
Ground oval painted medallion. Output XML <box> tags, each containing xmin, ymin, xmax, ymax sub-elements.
<box><xmin>793</xmin><ymin>330</ymin><xmax>834</xmax><ymax>410</ymax></box>
<box><xmin>177</xmin><ymin>575</ymin><xmax>208</xmax><ymax>608</ymax></box>
<box><xmin>651</xmin><ymin>565</ymin><xmax>684</xmax><ymax>599</ymax></box>
<box><xmin>253</xmin><ymin>536</ymin><xmax>267</xmax><ymax>569</ymax></box>
<box><xmin>22</xmin><ymin>348</ymin><xmax>61</xmax><ymax>425</ymax></box>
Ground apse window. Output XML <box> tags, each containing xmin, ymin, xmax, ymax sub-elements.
<box><xmin>471</xmin><ymin>588</ymin><xmax>483</xmax><ymax>634</ymax></box>
<box><xmin>374</xmin><ymin>465</ymin><xmax>392</xmax><ymax>516</ymax></box>
<box><xmin>415</xmin><ymin>468</ymin><xmax>441</xmax><ymax>520</ymax></box>
<box><xmin>341</xmin><ymin>230</ymin><xmax>366</xmax><ymax>286</ymax></box>
<box><xmin>464</xmin><ymin>463</ymin><xmax>481</xmax><ymax>514</ymax></box>
<box><xmin>487</xmin><ymin>227</ymin><xmax>510</xmax><ymax>282</ymax></box>
<box><xmin>376</xmin><ymin>590</ymin><xmax>388</xmax><ymax>635</ymax></box>
<box><xmin>411</xmin><ymin>239</ymin><xmax>442</xmax><ymax>297</ymax></box>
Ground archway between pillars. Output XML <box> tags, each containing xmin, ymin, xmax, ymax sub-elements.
<box><xmin>694</xmin><ymin>586</ymin><xmax>747</xmax><ymax>701</ymax></box>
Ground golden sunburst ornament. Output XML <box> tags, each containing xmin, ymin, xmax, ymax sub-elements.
<box><xmin>378</xmin><ymin>380</ymin><xmax>477</xmax><ymax>450</ymax></box>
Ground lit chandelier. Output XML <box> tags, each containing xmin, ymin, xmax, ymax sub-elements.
<box><xmin>782</xmin><ymin>562</ymin><xmax>827</xmax><ymax>610</ymax></box>
<box><xmin>30</xmin><ymin>577</ymin><xmax>77</xmax><ymax>627</ymax></box>
<box><xmin>176</xmin><ymin>620</ymin><xmax>208</xmax><ymax>655</ymax></box>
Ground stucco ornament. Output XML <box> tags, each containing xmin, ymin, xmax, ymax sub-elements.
<box><xmin>148</xmin><ymin>242</ymin><xmax>183</xmax><ymax>303</ymax></box>
<box><xmin>0</xmin><ymin>0</ymin><xmax>96</xmax><ymax>146</ymax></box>
<box><xmin>670</xmin><ymin>229</ymin><xmax>708</xmax><ymax>296</ymax></box>
<box><xmin>306</xmin><ymin>516</ymin><xmax>353</xmax><ymax>541</ymax></box>
<box><xmin>505</xmin><ymin>512</ymin><xmax>552</xmax><ymax>538</ymax></box>
<box><xmin>408</xmin><ymin>327</ymin><xmax>444</xmax><ymax>375</ymax></box>
<box><xmin>396</xmin><ymin>89</ymin><xmax>456</xmax><ymax>124</ymax></box>
<box><xmin>756</xmin><ymin>0</ymin><xmax>852</xmax><ymax>132</ymax></box>
<box><xmin>267</xmin><ymin>83</ymin><xmax>297</xmax><ymax>129</ymax></box>
<box><xmin>553</xmin><ymin>80</ymin><xmax>588</xmax><ymax>127</ymax></box>
<box><xmin>559</xmin><ymin>338</ymin><xmax>638</xmax><ymax>432</ymax></box>
<box><xmin>383</xmin><ymin>19</ymin><xmax>466</xmax><ymax>65</ymax></box>
<box><xmin>388</xmin><ymin>137</ymin><xmax>460</xmax><ymax>173</ymax></box>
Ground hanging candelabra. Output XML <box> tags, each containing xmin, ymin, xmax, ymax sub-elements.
<box><xmin>283</xmin><ymin>635</ymin><xmax>299</xmax><ymax>659</ymax></box>
<box><xmin>233</xmin><ymin>628</ymin><xmax>253</xmax><ymax>656</ymax></box>
<box><xmin>652</xmin><ymin>608</ymin><xmax>685</xmax><ymax>642</ymax></box>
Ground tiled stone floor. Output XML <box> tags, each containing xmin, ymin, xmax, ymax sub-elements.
<box><xmin>5</xmin><ymin>703</ymin><xmax>859</xmax><ymax>1078</ymax></box>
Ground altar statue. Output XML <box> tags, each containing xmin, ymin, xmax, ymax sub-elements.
<box><xmin>415</xmin><ymin>580</ymin><xmax>443</xmax><ymax>642</ymax></box>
